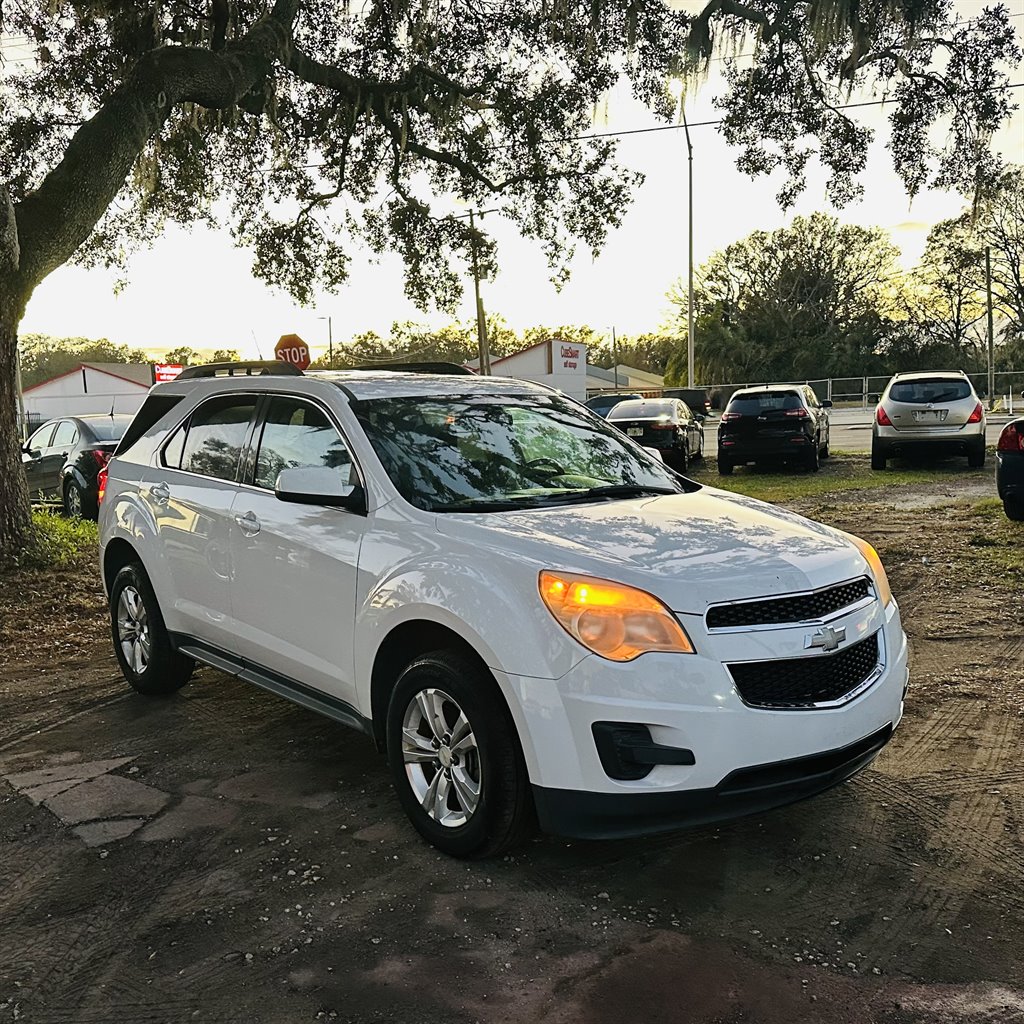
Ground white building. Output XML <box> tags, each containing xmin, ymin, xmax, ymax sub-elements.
<box><xmin>469</xmin><ymin>338</ymin><xmax>588</xmax><ymax>400</ymax></box>
<box><xmin>23</xmin><ymin>363</ymin><xmax>153</xmax><ymax>425</ymax></box>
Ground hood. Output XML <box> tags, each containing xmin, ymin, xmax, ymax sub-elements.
<box><xmin>434</xmin><ymin>487</ymin><xmax>867</xmax><ymax>614</ymax></box>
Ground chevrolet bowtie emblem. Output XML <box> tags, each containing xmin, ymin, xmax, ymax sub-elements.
<box><xmin>805</xmin><ymin>625</ymin><xmax>846</xmax><ymax>652</ymax></box>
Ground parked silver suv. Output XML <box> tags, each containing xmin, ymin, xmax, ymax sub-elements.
<box><xmin>872</xmin><ymin>371</ymin><xmax>986</xmax><ymax>470</ymax></box>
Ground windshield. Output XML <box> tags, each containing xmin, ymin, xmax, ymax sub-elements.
<box><xmin>351</xmin><ymin>393</ymin><xmax>687</xmax><ymax>512</ymax></box>
<box><xmin>889</xmin><ymin>379</ymin><xmax>972</xmax><ymax>404</ymax></box>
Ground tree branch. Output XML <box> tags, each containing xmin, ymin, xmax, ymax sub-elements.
<box><xmin>11</xmin><ymin>1</ymin><xmax>300</xmax><ymax>290</ymax></box>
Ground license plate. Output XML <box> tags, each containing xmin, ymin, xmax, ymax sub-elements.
<box><xmin>627</xmin><ymin>427</ymin><xmax>644</xmax><ymax>436</ymax></box>
<box><xmin>913</xmin><ymin>409</ymin><xmax>947</xmax><ymax>422</ymax></box>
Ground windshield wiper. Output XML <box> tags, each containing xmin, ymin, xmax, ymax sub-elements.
<box><xmin>554</xmin><ymin>484</ymin><xmax>681</xmax><ymax>502</ymax></box>
<box><xmin>430</xmin><ymin>496</ymin><xmax>549</xmax><ymax>513</ymax></box>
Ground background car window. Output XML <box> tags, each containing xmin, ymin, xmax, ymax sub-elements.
<box><xmin>180</xmin><ymin>397</ymin><xmax>256</xmax><ymax>481</ymax></box>
<box><xmin>676</xmin><ymin>401</ymin><xmax>692</xmax><ymax>421</ymax></box>
<box><xmin>254</xmin><ymin>397</ymin><xmax>352</xmax><ymax>490</ymax></box>
<box><xmin>889</xmin><ymin>379</ymin><xmax>972</xmax><ymax>404</ymax></box>
<box><xmin>608</xmin><ymin>400</ymin><xmax>675</xmax><ymax>420</ymax></box>
<box><xmin>727</xmin><ymin>392</ymin><xmax>800</xmax><ymax>414</ymax></box>
<box><xmin>27</xmin><ymin>423</ymin><xmax>56</xmax><ymax>450</ymax></box>
<box><xmin>52</xmin><ymin>421</ymin><xmax>78</xmax><ymax>448</ymax></box>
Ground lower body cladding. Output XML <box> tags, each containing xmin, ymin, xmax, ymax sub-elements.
<box><xmin>495</xmin><ymin>602</ymin><xmax>908</xmax><ymax>840</ymax></box>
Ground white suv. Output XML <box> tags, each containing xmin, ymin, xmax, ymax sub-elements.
<box><xmin>99</xmin><ymin>364</ymin><xmax>908</xmax><ymax>857</ymax></box>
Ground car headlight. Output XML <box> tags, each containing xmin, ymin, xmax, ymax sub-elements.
<box><xmin>847</xmin><ymin>534</ymin><xmax>893</xmax><ymax>607</ymax></box>
<box><xmin>539</xmin><ymin>571</ymin><xmax>695</xmax><ymax>661</ymax></box>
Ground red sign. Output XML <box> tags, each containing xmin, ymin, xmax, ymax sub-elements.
<box><xmin>275</xmin><ymin>333</ymin><xmax>311</xmax><ymax>371</ymax></box>
<box><xmin>154</xmin><ymin>363</ymin><xmax>184</xmax><ymax>382</ymax></box>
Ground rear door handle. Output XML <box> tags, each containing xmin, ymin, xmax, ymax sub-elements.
<box><xmin>150</xmin><ymin>481</ymin><xmax>170</xmax><ymax>505</ymax></box>
<box><xmin>234</xmin><ymin>510</ymin><xmax>261</xmax><ymax>536</ymax></box>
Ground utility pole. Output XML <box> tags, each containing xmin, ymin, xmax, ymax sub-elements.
<box><xmin>468</xmin><ymin>208</ymin><xmax>491</xmax><ymax>374</ymax></box>
<box><xmin>612</xmin><ymin>327</ymin><xmax>619</xmax><ymax>388</ymax></box>
<box><xmin>985</xmin><ymin>246</ymin><xmax>995</xmax><ymax>410</ymax></box>
<box><xmin>318</xmin><ymin>315</ymin><xmax>333</xmax><ymax>365</ymax></box>
<box><xmin>682</xmin><ymin>102</ymin><xmax>695</xmax><ymax>388</ymax></box>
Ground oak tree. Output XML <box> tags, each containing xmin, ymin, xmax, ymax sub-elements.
<box><xmin>0</xmin><ymin>0</ymin><xmax>1019</xmax><ymax>560</ymax></box>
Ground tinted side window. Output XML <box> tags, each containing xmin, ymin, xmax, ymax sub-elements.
<box><xmin>254</xmin><ymin>397</ymin><xmax>351</xmax><ymax>490</ymax></box>
<box><xmin>162</xmin><ymin>423</ymin><xmax>186</xmax><ymax>469</ymax></box>
<box><xmin>180</xmin><ymin>397</ymin><xmax>257</xmax><ymax>481</ymax></box>
<box><xmin>52</xmin><ymin>421</ymin><xmax>79</xmax><ymax>448</ymax></box>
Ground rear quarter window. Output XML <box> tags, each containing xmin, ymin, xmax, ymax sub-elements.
<box><xmin>115</xmin><ymin>394</ymin><xmax>187</xmax><ymax>456</ymax></box>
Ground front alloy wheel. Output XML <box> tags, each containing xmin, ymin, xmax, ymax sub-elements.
<box><xmin>386</xmin><ymin>651</ymin><xmax>534</xmax><ymax>857</ymax></box>
<box><xmin>401</xmin><ymin>688</ymin><xmax>482</xmax><ymax>828</ymax></box>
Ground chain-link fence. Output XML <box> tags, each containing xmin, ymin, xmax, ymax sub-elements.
<box><xmin>588</xmin><ymin>371</ymin><xmax>1024</xmax><ymax>413</ymax></box>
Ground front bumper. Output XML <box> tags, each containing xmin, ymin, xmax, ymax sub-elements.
<box><xmin>495</xmin><ymin>600</ymin><xmax>908</xmax><ymax>839</ymax></box>
<box><xmin>533</xmin><ymin>722</ymin><xmax>892</xmax><ymax>839</ymax></box>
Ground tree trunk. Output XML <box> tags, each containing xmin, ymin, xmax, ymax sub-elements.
<box><xmin>0</xmin><ymin>185</ymin><xmax>31</xmax><ymax>569</ymax></box>
<box><xmin>0</xmin><ymin>301</ymin><xmax>31</xmax><ymax>569</ymax></box>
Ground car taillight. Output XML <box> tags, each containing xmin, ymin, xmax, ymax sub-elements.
<box><xmin>721</xmin><ymin>412</ymin><xmax>742</xmax><ymax>421</ymax></box>
<box><xmin>998</xmin><ymin>423</ymin><xmax>1024</xmax><ymax>452</ymax></box>
<box><xmin>784</xmin><ymin>408</ymin><xmax>809</xmax><ymax>418</ymax></box>
<box><xmin>966</xmin><ymin>402</ymin><xmax>984</xmax><ymax>424</ymax></box>
<box><xmin>650</xmin><ymin>423</ymin><xmax>675</xmax><ymax>431</ymax></box>
<box><xmin>876</xmin><ymin>406</ymin><xmax>893</xmax><ymax>426</ymax></box>
<box><xmin>92</xmin><ymin>449</ymin><xmax>111</xmax><ymax>468</ymax></box>
<box><xmin>97</xmin><ymin>465</ymin><xmax>108</xmax><ymax>504</ymax></box>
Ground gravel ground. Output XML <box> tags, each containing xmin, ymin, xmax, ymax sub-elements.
<box><xmin>1</xmin><ymin>482</ymin><xmax>1022</xmax><ymax>1024</ymax></box>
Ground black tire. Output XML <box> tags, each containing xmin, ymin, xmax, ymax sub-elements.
<box><xmin>675</xmin><ymin>445</ymin><xmax>689</xmax><ymax>474</ymax></box>
<box><xmin>694</xmin><ymin>433</ymin><xmax>705</xmax><ymax>460</ymax></box>
<box><xmin>967</xmin><ymin>440</ymin><xmax>986</xmax><ymax>468</ymax></box>
<box><xmin>385</xmin><ymin>650</ymin><xmax>535</xmax><ymax>858</ymax></box>
<box><xmin>820</xmin><ymin>436</ymin><xmax>830</xmax><ymax>459</ymax></box>
<box><xmin>1004</xmin><ymin>496</ymin><xmax>1024</xmax><ymax>522</ymax></box>
<box><xmin>63</xmin><ymin>478</ymin><xmax>96</xmax><ymax>520</ymax></box>
<box><xmin>717</xmin><ymin>457</ymin><xmax>733</xmax><ymax>476</ymax></box>
<box><xmin>805</xmin><ymin>440</ymin><xmax>820</xmax><ymax>473</ymax></box>
<box><xmin>109</xmin><ymin>563</ymin><xmax>194</xmax><ymax>695</ymax></box>
<box><xmin>871</xmin><ymin>439</ymin><xmax>887</xmax><ymax>471</ymax></box>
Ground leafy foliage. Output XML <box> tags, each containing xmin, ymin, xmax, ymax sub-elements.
<box><xmin>18</xmin><ymin>333</ymin><xmax>149</xmax><ymax>388</ymax></box>
<box><xmin>17</xmin><ymin>509</ymin><xmax>98</xmax><ymax>572</ymax></box>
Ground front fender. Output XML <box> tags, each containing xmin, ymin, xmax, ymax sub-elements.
<box><xmin>353</xmin><ymin>555</ymin><xmax>587</xmax><ymax>713</ymax></box>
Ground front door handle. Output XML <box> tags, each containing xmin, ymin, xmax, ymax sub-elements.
<box><xmin>150</xmin><ymin>481</ymin><xmax>170</xmax><ymax>505</ymax></box>
<box><xmin>234</xmin><ymin>510</ymin><xmax>261</xmax><ymax>536</ymax></box>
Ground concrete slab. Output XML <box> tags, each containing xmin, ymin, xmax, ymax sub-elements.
<box><xmin>5</xmin><ymin>757</ymin><xmax>134</xmax><ymax>791</ymax></box>
<box><xmin>137</xmin><ymin>795</ymin><xmax>239</xmax><ymax>841</ymax></box>
<box><xmin>73</xmin><ymin>818</ymin><xmax>146</xmax><ymax>847</ymax></box>
<box><xmin>44</xmin><ymin>774</ymin><xmax>170</xmax><ymax>825</ymax></box>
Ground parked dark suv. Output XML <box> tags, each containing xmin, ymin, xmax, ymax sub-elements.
<box><xmin>717</xmin><ymin>385</ymin><xmax>832</xmax><ymax>475</ymax></box>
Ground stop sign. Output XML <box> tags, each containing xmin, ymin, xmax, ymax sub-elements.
<box><xmin>274</xmin><ymin>333</ymin><xmax>311</xmax><ymax>370</ymax></box>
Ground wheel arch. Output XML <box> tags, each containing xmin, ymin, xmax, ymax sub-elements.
<box><xmin>102</xmin><ymin>537</ymin><xmax>143</xmax><ymax>596</ymax></box>
<box><xmin>368</xmin><ymin>620</ymin><xmax>498</xmax><ymax>752</ymax></box>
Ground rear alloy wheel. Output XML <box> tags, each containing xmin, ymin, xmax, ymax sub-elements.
<box><xmin>968</xmin><ymin>440</ymin><xmax>986</xmax><ymax>468</ymax></box>
<box><xmin>871</xmin><ymin>439</ymin><xmax>887</xmax><ymax>471</ymax></box>
<box><xmin>1004</xmin><ymin>496</ymin><xmax>1024</xmax><ymax>522</ymax></box>
<box><xmin>63</xmin><ymin>479</ymin><xmax>95</xmax><ymax>519</ymax></box>
<box><xmin>717</xmin><ymin>457</ymin><xmax>733</xmax><ymax>476</ymax></box>
<box><xmin>110</xmin><ymin>563</ymin><xmax>194</xmax><ymax>695</ymax></box>
<box><xmin>387</xmin><ymin>651</ymin><xmax>534</xmax><ymax>858</ymax></box>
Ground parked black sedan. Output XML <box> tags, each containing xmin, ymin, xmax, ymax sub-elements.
<box><xmin>996</xmin><ymin>416</ymin><xmax>1024</xmax><ymax>521</ymax></box>
<box><xmin>21</xmin><ymin>414</ymin><xmax>132</xmax><ymax>519</ymax></box>
<box><xmin>585</xmin><ymin>392</ymin><xmax>643</xmax><ymax>419</ymax></box>
<box><xmin>717</xmin><ymin>384</ymin><xmax>832</xmax><ymax>474</ymax></box>
<box><xmin>607</xmin><ymin>397</ymin><xmax>704</xmax><ymax>471</ymax></box>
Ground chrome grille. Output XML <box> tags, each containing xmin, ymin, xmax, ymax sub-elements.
<box><xmin>707</xmin><ymin>578</ymin><xmax>872</xmax><ymax>630</ymax></box>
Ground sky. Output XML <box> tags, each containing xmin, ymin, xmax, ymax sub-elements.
<box><xmin>11</xmin><ymin>1</ymin><xmax>1024</xmax><ymax>362</ymax></box>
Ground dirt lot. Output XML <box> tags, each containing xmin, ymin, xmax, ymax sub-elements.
<box><xmin>1</xmin><ymin>458</ymin><xmax>1023</xmax><ymax>1024</ymax></box>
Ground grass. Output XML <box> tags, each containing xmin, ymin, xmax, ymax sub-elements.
<box><xmin>686</xmin><ymin>451</ymin><xmax>990</xmax><ymax>504</ymax></box>
<box><xmin>17</xmin><ymin>509</ymin><xmax>99</xmax><ymax>571</ymax></box>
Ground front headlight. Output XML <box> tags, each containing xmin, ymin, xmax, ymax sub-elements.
<box><xmin>539</xmin><ymin>571</ymin><xmax>695</xmax><ymax>661</ymax></box>
<box><xmin>848</xmin><ymin>534</ymin><xmax>893</xmax><ymax>607</ymax></box>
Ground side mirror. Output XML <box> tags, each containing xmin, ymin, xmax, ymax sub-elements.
<box><xmin>821</xmin><ymin>399</ymin><xmax>833</xmax><ymax>408</ymax></box>
<box><xmin>696</xmin><ymin>413</ymin><xmax>706</xmax><ymax>423</ymax></box>
<box><xmin>22</xmin><ymin>445</ymin><xmax>40</xmax><ymax>459</ymax></box>
<box><xmin>275</xmin><ymin>466</ymin><xmax>366</xmax><ymax>513</ymax></box>
<box><xmin>642</xmin><ymin>447</ymin><xmax>665</xmax><ymax>463</ymax></box>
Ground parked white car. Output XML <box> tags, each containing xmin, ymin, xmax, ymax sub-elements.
<box><xmin>99</xmin><ymin>365</ymin><xmax>909</xmax><ymax>857</ymax></box>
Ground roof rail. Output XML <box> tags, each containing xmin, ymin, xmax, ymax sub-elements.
<box><xmin>175</xmin><ymin>361</ymin><xmax>303</xmax><ymax>380</ymax></box>
<box><xmin>354</xmin><ymin>361</ymin><xmax>477</xmax><ymax>376</ymax></box>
